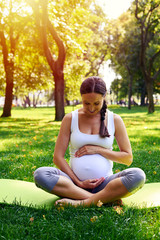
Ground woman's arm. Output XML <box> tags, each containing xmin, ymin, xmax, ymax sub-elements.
<box><xmin>75</xmin><ymin>114</ymin><xmax>133</xmax><ymax>166</ymax></box>
<box><xmin>53</xmin><ymin>113</ymin><xmax>80</xmax><ymax>184</ymax></box>
<box><xmin>53</xmin><ymin>113</ymin><xmax>104</xmax><ymax>188</ymax></box>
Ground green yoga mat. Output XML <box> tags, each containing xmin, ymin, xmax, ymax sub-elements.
<box><xmin>122</xmin><ymin>182</ymin><xmax>160</xmax><ymax>208</ymax></box>
<box><xmin>0</xmin><ymin>179</ymin><xmax>59</xmax><ymax>209</ymax></box>
<box><xmin>0</xmin><ymin>179</ymin><xmax>160</xmax><ymax>208</ymax></box>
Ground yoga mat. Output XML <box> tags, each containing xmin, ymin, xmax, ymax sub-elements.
<box><xmin>122</xmin><ymin>182</ymin><xmax>160</xmax><ymax>208</ymax></box>
<box><xmin>0</xmin><ymin>179</ymin><xmax>59</xmax><ymax>209</ymax></box>
<box><xmin>0</xmin><ymin>179</ymin><xmax>160</xmax><ymax>208</ymax></box>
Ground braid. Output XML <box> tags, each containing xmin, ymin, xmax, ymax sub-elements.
<box><xmin>99</xmin><ymin>100</ymin><xmax>110</xmax><ymax>138</ymax></box>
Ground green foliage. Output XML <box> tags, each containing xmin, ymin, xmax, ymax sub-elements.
<box><xmin>47</xmin><ymin>0</ymin><xmax>110</xmax><ymax>100</ymax></box>
<box><xmin>0</xmin><ymin>0</ymin><xmax>160</xmax><ymax>111</ymax></box>
<box><xmin>0</xmin><ymin>0</ymin><xmax>53</xmax><ymax>100</ymax></box>
<box><xmin>108</xmin><ymin>0</ymin><xmax>160</xmax><ymax>104</ymax></box>
<box><xmin>0</xmin><ymin>0</ymin><xmax>111</xmax><ymax>105</ymax></box>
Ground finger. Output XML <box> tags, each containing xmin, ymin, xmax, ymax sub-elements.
<box><xmin>97</xmin><ymin>177</ymin><xmax>105</xmax><ymax>184</ymax></box>
<box><xmin>75</xmin><ymin>148</ymin><xmax>85</xmax><ymax>157</ymax></box>
<box><xmin>93</xmin><ymin>177</ymin><xmax>105</xmax><ymax>187</ymax></box>
<box><xmin>89</xmin><ymin>179</ymin><xmax>97</xmax><ymax>182</ymax></box>
<box><xmin>75</xmin><ymin>151</ymin><xmax>86</xmax><ymax>157</ymax></box>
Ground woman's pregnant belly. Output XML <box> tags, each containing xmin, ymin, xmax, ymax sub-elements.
<box><xmin>71</xmin><ymin>154</ymin><xmax>113</xmax><ymax>181</ymax></box>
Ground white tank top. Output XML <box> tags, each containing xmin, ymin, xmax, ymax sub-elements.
<box><xmin>69</xmin><ymin>109</ymin><xmax>115</xmax><ymax>181</ymax></box>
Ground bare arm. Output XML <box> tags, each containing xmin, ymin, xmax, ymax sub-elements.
<box><xmin>53</xmin><ymin>113</ymin><xmax>80</xmax><ymax>184</ymax></box>
<box><xmin>53</xmin><ymin>113</ymin><xmax>104</xmax><ymax>188</ymax></box>
<box><xmin>75</xmin><ymin>114</ymin><xmax>133</xmax><ymax>166</ymax></box>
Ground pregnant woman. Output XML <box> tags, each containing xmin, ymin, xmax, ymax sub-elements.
<box><xmin>34</xmin><ymin>76</ymin><xmax>146</xmax><ymax>206</ymax></box>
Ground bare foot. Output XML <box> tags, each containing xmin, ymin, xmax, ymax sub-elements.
<box><xmin>55</xmin><ymin>198</ymin><xmax>84</xmax><ymax>207</ymax></box>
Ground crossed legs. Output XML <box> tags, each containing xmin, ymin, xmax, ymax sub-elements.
<box><xmin>53</xmin><ymin>176</ymin><xmax>129</xmax><ymax>206</ymax></box>
<box><xmin>51</xmin><ymin>175</ymin><xmax>93</xmax><ymax>200</ymax></box>
<box><xmin>34</xmin><ymin>167</ymin><xmax>146</xmax><ymax>207</ymax></box>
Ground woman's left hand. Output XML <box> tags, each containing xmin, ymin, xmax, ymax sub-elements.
<box><xmin>75</xmin><ymin>145</ymin><xmax>98</xmax><ymax>157</ymax></box>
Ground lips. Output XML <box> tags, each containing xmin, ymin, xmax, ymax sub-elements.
<box><xmin>88</xmin><ymin>110</ymin><xmax>96</xmax><ymax>113</ymax></box>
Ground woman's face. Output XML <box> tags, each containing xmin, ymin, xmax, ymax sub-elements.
<box><xmin>81</xmin><ymin>92</ymin><xmax>105</xmax><ymax>116</ymax></box>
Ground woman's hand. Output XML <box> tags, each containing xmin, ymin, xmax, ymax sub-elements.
<box><xmin>78</xmin><ymin>177</ymin><xmax>105</xmax><ymax>189</ymax></box>
<box><xmin>75</xmin><ymin>145</ymin><xmax>99</xmax><ymax>158</ymax></box>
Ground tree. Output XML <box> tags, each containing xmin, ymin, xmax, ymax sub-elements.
<box><xmin>0</xmin><ymin>0</ymin><xmax>34</xmax><ymax>117</ymax></box>
<box><xmin>108</xmin><ymin>13</ymin><xmax>141</xmax><ymax>109</ymax></box>
<box><xmin>0</xmin><ymin>0</ymin><xmax>19</xmax><ymax>117</ymax></box>
<box><xmin>84</xmin><ymin>5</ymin><xmax>110</xmax><ymax>77</ymax></box>
<box><xmin>27</xmin><ymin>0</ymin><xmax>66</xmax><ymax>120</ymax></box>
<box><xmin>134</xmin><ymin>0</ymin><xmax>160</xmax><ymax>113</ymax></box>
<box><xmin>27</xmin><ymin>0</ymin><xmax>110</xmax><ymax>114</ymax></box>
<box><xmin>63</xmin><ymin>3</ymin><xmax>110</xmax><ymax>103</ymax></box>
<box><xmin>110</xmin><ymin>78</ymin><xmax>121</xmax><ymax>103</ymax></box>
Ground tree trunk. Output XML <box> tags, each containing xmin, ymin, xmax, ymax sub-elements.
<box><xmin>54</xmin><ymin>71</ymin><xmax>65</xmax><ymax>121</ymax></box>
<box><xmin>126</xmin><ymin>66</ymin><xmax>132</xmax><ymax>110</ymax></box>
<box><xmin>140</xmin><ymin>79</ymin><xmax>146</xmax><ymax>106</ymax></box>
<box><xmin>146</xmin><ymin>78</ymin><xmax>154</xmax><ymax>113</ymax></box>
<box><xmin>1</xmin><ymin>64</ymin><xmax>14</xmax><ymax>117</ymax></box>
<box><xmin>128</xmin><ymin>75</ymin><xmax>133</xmax><ymax>110</ymax></box>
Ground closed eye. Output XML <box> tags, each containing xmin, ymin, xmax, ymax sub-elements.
<box><xmin>94</xmin><ymin>102</ymin><xmax>100</xmax><ymax>105</ymax></box>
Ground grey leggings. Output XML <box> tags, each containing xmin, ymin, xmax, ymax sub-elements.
<box><xmin>34</xmin><ymin>167</ymin><xmax>146</xmax><ymax>195</ymax></box>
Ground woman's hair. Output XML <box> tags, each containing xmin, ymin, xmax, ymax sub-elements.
<box><xmin>80</xmin><ymin>76</ymin><xmax>110</xmax><ymax>138</ymax></box>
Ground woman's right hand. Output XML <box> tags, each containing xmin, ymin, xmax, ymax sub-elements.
<box><xmin>78</xmin><ymin>177</ymin><xmax>105</xmax><ymax>189</ymax></box>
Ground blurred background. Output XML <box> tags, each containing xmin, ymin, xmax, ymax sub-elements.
<box><xmin>0</xmin><ymin>0</ymin><xmax>160</xmax><ymax>119</ymax></box>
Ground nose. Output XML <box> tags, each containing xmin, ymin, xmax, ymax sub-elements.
<box><xmin>88</xmin><ymin>105</ymin><xmax>95</xmax><ymax>112</ymax></box>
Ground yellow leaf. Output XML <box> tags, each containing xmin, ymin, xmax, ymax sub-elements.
<box><xmin>113</xmin><ymin>206</ymin><xmax>123</xmax><ymax>215</ymax></box>
<box><xmin>31</xmin><ymin>166</ymin><xmax>36</xmax><ymax>170</ymax></box>
<box><xmin>30</xmin><ymin>217</ymin><xmax>34</xmax><ymax>222</ymax></box>
<box><xmin>57</xmin><ymin>206</ymin><xmax>64</xmax><ymax>212</ymax></box>
<box><xmin>97</xmin><ymin>200</ymin><xmax>103</xmax><ymax>207</ymax></box>
<box><xmin>90</xmin><ymin>216</ymin><xmax>98</xmax><ymax>222</ymax></box>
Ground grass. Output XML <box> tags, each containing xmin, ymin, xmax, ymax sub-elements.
<box><xmin>0</xmin><ymin>105</ymin><xmax>160</xmax><ymax>240</ymax></box>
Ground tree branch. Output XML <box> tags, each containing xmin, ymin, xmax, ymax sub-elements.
<box><xmin>47</xmin><ymin>19</ymin><xmax>66</xmax><ymax>69</ymax></box>
<box><xmin>152</xmin><ymin>67</ymin><xmax>160</xmax><ymax>81</ymax></box>
<box><xmin>149</xmin><ymin>49</ymin><xmax>160</xmax><ymax>74</ymax></box>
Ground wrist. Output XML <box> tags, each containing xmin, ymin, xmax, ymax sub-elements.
<box><xmin>74</xmin><ymin>178</ymin><xmax>84</xmax><ymax>188</ymax></box>
<box><xmin>76</xmin><ymin>180</ymin><xmax>83</xmax><ymax>188</ymax></box>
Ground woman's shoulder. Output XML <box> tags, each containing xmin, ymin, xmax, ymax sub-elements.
<box><xmin>62</xmin><ymin>109</ymin><xmax>79</xmax><ymax>125</ymax></box>
<box><xmin>113</xmin><ymin>113</ymin><xmax>122</xmax><ymax>121</ymax></box>
<box><xmin>62</xmin><ymin>112</ymin><xmax>72</xmax><ymax>123</ymax></box>
<box><xmin>59</xmin><ymin>113</ymin><xmax>72</xmax><ymax>134</ymax></box>
<box><xmin>107</xmin><ymin>110</ymin><xmax>122</xmax><ymax>121</ymax></box>
<box><xmin>112</xmin><ymin>113</ymin><xmax>124</xmax><ymax>126</ymax></box>
<box><xmin>113</xmin><ymin>113</ymin><xmax>126</xmax><ymax>134</ymax></box>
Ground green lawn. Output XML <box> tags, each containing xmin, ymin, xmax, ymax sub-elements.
<box><xmin>0</xmin><ymin>105</ymin><xmax>160</xmax><ymax>240</ymax></box>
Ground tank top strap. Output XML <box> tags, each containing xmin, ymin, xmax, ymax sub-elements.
<box><xmin>71</xmin><ymin>109</ymin><xmax>79</xmax><ymax>132</ymax></box>
<box><xmin>107</xmin><ymin>109</ymin><xmax>115</xmax><ymax>136</ymax></box>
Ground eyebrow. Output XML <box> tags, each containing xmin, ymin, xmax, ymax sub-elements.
<box><xmin>84</xmin><ymin>100</ymin><xmax>100</xmax><ymax>104</ymax></box>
